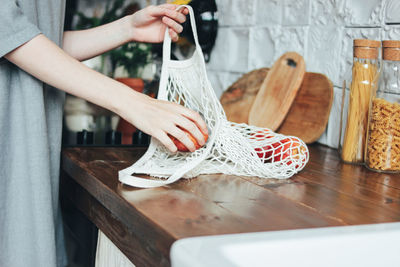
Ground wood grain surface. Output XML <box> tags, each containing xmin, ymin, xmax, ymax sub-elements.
<box><xmin>220</xmin><ymin>68</ymin><xmax>268</xmax><ymax>123</ymax></box>
<box><xmin>61</xmin><ymin>145</ymin><xmax>400</xmax><ymax>267</ymax></box>
<box><xmin>220</xmin><ymin>68</ymin><xmax>333</xmax><ymax>143</ymax></box>
<box><xmin>278</xmin><ymin>72</ymin><xmax>333</xmax><ymax>143</ymax></box>
<box><xmin>249</xmin><ymin>52</ymin><xmax>305</xmax><ymax>130</ymax></box>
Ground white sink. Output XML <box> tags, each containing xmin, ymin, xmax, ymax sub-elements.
<box><xmin>170</xmin><ymin>223</ymin><xmax>400</xmax><ymax>267</ymax></box>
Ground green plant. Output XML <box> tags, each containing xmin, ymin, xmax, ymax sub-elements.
<box><xmin>109</xmin><ymin>42</ymin><xmax>152</xmax><ymax>78</ymax></box>
<box><xmin>75</xmin><ymin>0</ymin><xmax>152</xmax><ymax>78</ymax></box>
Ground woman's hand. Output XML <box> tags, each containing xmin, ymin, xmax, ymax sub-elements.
<box><xmin>128</xmin><ymin>4</ymin><xmax>188</xmax><ymax>43</ymax></box>
<box><xmin>6</xmin><ymin>33</ymin><xmax>208</xmax><ymax>153</ymax></box>
<box><xmin>63</xmin><ymin>4</ymin><xmax>188</xmax><ymax>61</ymax></box>
<box><xmin>118</xmin><ymin>91</ymin><xmax>208</xmax><ymax>153</ymax></box>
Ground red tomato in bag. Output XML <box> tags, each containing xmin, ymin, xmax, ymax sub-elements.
<box><xmin>254</xmin><ymin>136</ymin><xmax>307</xmax><ymax>167</ymax></box>
<box><xmin>250</xmin><ymin>129</ymin><xmax>272</xmax><ymax>140</ymax></box>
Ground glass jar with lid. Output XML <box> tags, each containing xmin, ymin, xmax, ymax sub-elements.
<box><xmin>340</xmin><ymin>39</ymin><xmax>381</xmax><ymax>164</ymax></box>
<box><xmin>365</xmin><ymin>40</ymin><xmax>400</xmax><ymax>173</ymax></box>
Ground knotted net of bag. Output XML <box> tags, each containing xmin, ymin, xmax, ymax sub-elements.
<box><xmin>119</xmin><ymin>5</ymin><xmax>309</xmax><ymax>188</ymax></box>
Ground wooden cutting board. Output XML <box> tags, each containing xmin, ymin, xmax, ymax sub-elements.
<box><xmin>220</xmin><ymin>68</ymin><xmax>333</xmax><ymax>144</ymax></box>
<box><xmin>248</xmin><ymin>52</ymin><xmax>306</xmax><ymax>130</ymax></box>
<box><xmin>278</xmin><ymin>72</ymin><xmax>333</xmax><ymax>143</ymax></box>
<box><xmin>219</xmin><ymin>68</ymin><xmax>268</xmax><ymax>124</ymax></box>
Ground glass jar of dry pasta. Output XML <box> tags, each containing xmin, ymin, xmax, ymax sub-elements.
<box><xmin>340</xmin><ymin>39</ymin><xmax>380</xmax><ymax>164</ymax></box>
<box><xmin>365</xmin><ymin>40</ymin><xmax>400</xmax><ymax>173</ymax></box>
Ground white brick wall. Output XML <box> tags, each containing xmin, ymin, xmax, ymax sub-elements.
<box><xmin>207</xmin><ymin>0</ymin><xmax>400</xmax><ymax>148</ymax></box>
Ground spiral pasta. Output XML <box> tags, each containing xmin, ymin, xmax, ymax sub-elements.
<box><xmin>366</xmin><ymin>98</ymin><xmax>400</xmax><ymax>171</ymax></box>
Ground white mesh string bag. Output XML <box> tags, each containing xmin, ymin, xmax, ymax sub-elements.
<box><xmin>119</xmin><ymin>5</ymin><xmax>309</xmax><ymax>188</ymax></box>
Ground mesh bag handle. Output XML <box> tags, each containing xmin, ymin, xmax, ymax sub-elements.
<box><xmin>162</xmin><ymin>5</ymin><xmax>201</xmax><ymax>63</ymax></box>
<box><xmin>158</xmin><ymin>5</ymin><xmax>207</xmax><ymax>101</ymax></box>
<box><xmin>119</xmin><ymin>5</ymin><xmax>310</xmax><ymax>188</ymax></box>
<box><xmin>119</xmin><ymin>5</ymin><xmax>214</xmax><ymax>188</ymax></box>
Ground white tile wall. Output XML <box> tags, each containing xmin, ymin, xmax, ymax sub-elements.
<box><xmin>254</xmin><ymin>0</ymin><xmax>281</xmax><ymax>26</ymax></box>
<box><xmin>310</xmin><ymin>0</ymin><xmax>347</xmax><ymax>26</ymax></box>
<box><xmin>385</xmin><ymin>0</ymin><xmax>400</xmax><ymax>24</ymax></box>
<box><xmin>217</xmin><ymin>0</ymin><xmax>255</xmax><ymax>26</ymax></box>
<box><xmin>306</xmin><ymin>26</ymin><xmax>343</xmax><ymax>86</ymax></box>
<box><xmin>208</xmin><ymin>28</ymin><xmax>250</xmax><ymax>73</ymax></box>
<box><xmin>326</xmin><ymin>86</ymin><xmax>346</xmax><ymax>149</ymax></box>
<box><xmin>207</xmin><ymin>0</ymin><xmax>400</xmax><ymax>148</ymax></box>
<box><xmin>383</xmin><ymin>25</ymin><xmax>400</xmax><ymax>39</ymax></box>
<box><xmin>248</xmin><ymin>27</ymin><xmax>276</xmax><ymax>69</ymax></box>
<box><xmin>248</xmin><ymin>26</ymin><xmax>307</xmax><ymax>71</ymax></box>
<box><xmin>270</xmin><ymin>26</ymin><xmax>308</xmax><ymax>62</ymax></box>
<box><xmin>282</xmin><ymin>0</ymin><xmax>310</xmax><ymax>26</ymax></box>
<box><xmin>345</xmin><ymin>0</ymin><xmax>384</xmax><ymax>26</ymax></box>
<box><xmin>76</xmin><ymin>0</ymin><xmax>400</xmax><ymax>148</ymax></box>
<box><xmin>206</xmin><ymin>70</ymin><xmax>242</xmax><ymax>98</ymax></box>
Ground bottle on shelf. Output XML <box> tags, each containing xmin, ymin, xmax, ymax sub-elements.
<box><xmin>340</xmin><ymin>39</ymin><xmax>381</xmax><ymax>164</ymax></box>
<box><xmin>365</xmin><ymin>40</ymin><xmax>400</xmax><ymax>173</ymax></box>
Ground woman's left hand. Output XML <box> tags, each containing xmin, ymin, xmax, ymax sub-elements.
<box><xmin>128</xmin><ymin>4</ymin><xmax>188</xmax><ymax>43</ymax></box>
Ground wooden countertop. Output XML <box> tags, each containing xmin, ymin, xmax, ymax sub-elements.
<box><xmin>60</xmin><ymin>144</ymin><xmax>400</xmax><ymax>267</ymax></box>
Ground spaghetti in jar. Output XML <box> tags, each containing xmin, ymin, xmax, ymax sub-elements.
<box><xmin>365</xmin><ymin>40</ymin><xmax>400</xmax><ymax>173</ymax></box>
<box><xmin>340</xmin><ymin>39</ymin><xmax>380</xmax><ymax>164</ymax></box>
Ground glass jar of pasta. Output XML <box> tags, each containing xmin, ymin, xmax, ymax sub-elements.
<box><xmin>365</xmin><ymin>40</ymin><xmax>400</xmax><ymax>173</ymax></box>
<box><xmin>340</xmin><ymin>39</ymin><xmax>381</xmax><ymax>164</ymax></box>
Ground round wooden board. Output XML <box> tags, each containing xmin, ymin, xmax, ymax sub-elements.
<box><xmin>220</xmin><ymin>68</ymin><xmax>333</xmax><ymax>144</ymax></box>
<box><xmin>220</xmin><ymin>68</ymin><xmax>268</xmax><ymax>124</ymax></box>
<box><xmin>249</xmin><ymin>52</ymin><xmax>305</xmax><ymax>131</ymax></box>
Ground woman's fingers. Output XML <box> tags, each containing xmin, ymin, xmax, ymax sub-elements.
<box><xmin>179</xmin><ymin>108</ymin><xmax>209</xmax><ymax>136</ymax></box>
<box><xmin>162</xmin><ymin>16</ymin><xmax>183</xmax><ymax>33</ymax></box>
<box><xmin>158</xmin><ymin>102</ymin><xmax>208</xmax><ymax>151</ymax></box>
<box><xmin>167</xmin><ymin>102</ymin><xmax>208</xmax><ymax>135</ymax></box>
<box><xmin>154</xmin><ymin>131</ymin><xmax>178</xmax><ymax>153</ymax></box>
<box><xmin>174</xmin><ymin>116</ymin><xmax>206</xmax><ymax>147</ymax></box>
<box><xmin>147</xmin><ymin>4</ymin><xmax>189</xmax><ymax>43</ymax></box>
<box><xmin>158</xmin><ymin>4</ymin><xmax>189</xmax><ymax>15</ymax></box>
<box><xmin>164</xmin><ymin>8</ymin><xmax>187</xmax><ymax>23</ymax></box>
<box><xmin>126</xmin><ymin>98</ymin><xmax>208</xmax><ymax>153</ymax></box>
<box><xmin>167</xmin><ymin>126</ymin><xmax>196</xmax><ymax>152</ymax></box>
<box><xmin>149</xmin><ymin>5</ymin><xmax>187</xmax><ymax>23</ymax></box>
<box><xmin>168</xmin><ymin>28</ymin><xmax>179</xmax><ymax>42</ymax></box>
<box><xmin>161</xmin><ymin>13</ymin><xmax>184</xmax><ymax>42</ymax></box>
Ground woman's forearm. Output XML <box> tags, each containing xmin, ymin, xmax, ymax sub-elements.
<box><xmin>62</xmin><ymin>16</ymin><xmax>132</xmax><ymax>61</ymax></box>
<box><xmin>62</xmin><ymin>4</ymin><xmax>188</xmax><ymax>61</ymax></box>
<box><xmin>5</xmin><ymin>4</ymin><xmax>208</xmax><ymax>152</ymax></box>
<box><xmin>7</xmin><ymin>34</ymin><xmax>139</xmax><ymax>115</ymax></box>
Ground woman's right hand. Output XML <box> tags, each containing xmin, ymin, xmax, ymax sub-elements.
<box><xmin>118</xmin><ymin>91</ymin><xmax>208</xmax><ymax>153</ymax></box>
<box><xmin>4</xmin><ymin>33</ymin><xmax>207</xmax><ymax>154</ymax></box>
<box><xmin>47</xmin><ymin>3</ymin><xmax>204</xmax><ymax>153</ymax></box>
